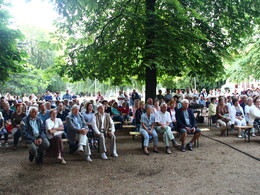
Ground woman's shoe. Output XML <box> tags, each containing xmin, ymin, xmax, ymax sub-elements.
<box><xmin>153</xmin><ymin>148</ymin><xmax>159</xmax><ymax>153</ymax></box>
<box><xmin>60</xmin><ymin>158</ymin><xmax>66</xmax><ymax>165</ymax></box>
<box><xmin>144</xmin><ymin>150</ymin><xmax>149</xmax><ymax>155</ymax></box>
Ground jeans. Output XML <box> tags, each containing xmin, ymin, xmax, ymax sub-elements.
<box><xmin>13</xmin><ymin>130</ymin><xmax>21</xmax><ymax>146</ymax></box>
<box><xmin>140</xmin><ymin>128</ymin><xmax>158</xmax><ymax>147</ymax></box>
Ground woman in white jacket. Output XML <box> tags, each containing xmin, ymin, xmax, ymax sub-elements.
<box><xmin>230</xmin><ymin>99</ymin><xmax>246</xmax><ymax>138</ymax></box>
<box><xmin>249</xmin><ymin>97</ymin><xmax>260</xmax><ymax>136</ymax></box>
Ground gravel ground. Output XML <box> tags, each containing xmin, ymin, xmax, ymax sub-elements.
<box><xmin>0</xmin><ymin>124</ymin><xmax>259</xmax><ymax>195</ymax></box>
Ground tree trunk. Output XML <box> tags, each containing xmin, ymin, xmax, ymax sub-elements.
<box><xmin>144</xmin><ymin>0</ymin><xmax>156</xmax><ymax>101</ymax></box>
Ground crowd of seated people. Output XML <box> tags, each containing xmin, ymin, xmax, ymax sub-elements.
<box><xmin>0</xmin><ymin>86</ymin><xmax>259</xmax><ymax>164</ymax></box>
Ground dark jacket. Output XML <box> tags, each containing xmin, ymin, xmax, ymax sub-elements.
<box><xmin>66</xmin><ymin>113</ymin><xmax>88</xmax><ymax>143</ymax></box>
<box><xmin>176</xmin><ymin>108</ymin><xmax>197</xmax><ymax>130</ymax></box>
<box><xmin>21</xmin><ymin>116</ymin><xmax>46</xmax><ymax>144</ymax></box>
<box><xmin>135</xmin><ymin>108</ymin><xmax>145</xmax><ymax>125</ymax></box>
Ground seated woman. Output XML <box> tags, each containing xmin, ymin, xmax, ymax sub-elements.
<box><xmin>167</xmin><ymin>100</ymin><xmax>177</xmax><ymax>131</ymax></box>
<box><xmin>135</xmin><ymin>101</ymin><xmax>145</xmax><ymax>131</ymax></box>
<box><xmin>118</xmin><ymin>101</ymin><xmax>130</xmax><ymax>121</ymax></box>
<box><xmin>83</xmin><ymin>102</ymin><xmax>97</xmax><ymax>149</ymax></box>
<box><xmin>111</xmin><ymin>102</ymin><xmax>124</xmax><ymax>123</ymax></box>
<box><xmin>249</xmin><ymin>97</ymin><xmax>260</xmax><ymax>135</ymax></box>
<box><xmin>132</xmin><ymin>100</ymin><xmax>140</xmax><ymax>123</ymax></box>
<box><xmin>208</xmin><ymin>97</ymin><xmax>218</xmax><ymax>126</ymax></box>
<box><xmin>230</xmin><ymin>98</ymin><xmax>246</xmax><ymax>138</ymax></box>
<box><xmin>46</xmin><ymin>109</ymin><xmax>66</xmax><ymax>164</ymax></box>
<box><xmin>140</xmin><ymin>105</ymin><xmax>158</xmax><ymax>155</ymax></box>
<box><xmin>153</xmin><ymin>99</ymin><xmax>160</xmax><ymax>113</ymax></box>
<box><xmin>0</xmin><ymin>112</ymin><xmax>8</xmax><ymax>148</ymax></box>
<box><xmin>216</xmin><ymin>98</ymin><xmax>231</xmax><ymax>136</ymax></box>
<box><xmin>11</xmin><ymin>103</ymin><xmax>26</xmax><ymax>150</ymax></box>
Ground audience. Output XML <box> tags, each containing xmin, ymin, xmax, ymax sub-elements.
<box><xmin>0</xmin><ymin>86</ymin><xmax>259</xmax><ymax>165</ymax></box>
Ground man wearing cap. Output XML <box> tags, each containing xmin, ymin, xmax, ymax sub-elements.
<box><xmin>92</xmin><ymin>105</ymin><xmax>118</xmax><ymax>160</ymax></box>
<box><xmin>66</xmin><ymin>105</ymin><xmax>92</xmax><ymax>162</ymax></box>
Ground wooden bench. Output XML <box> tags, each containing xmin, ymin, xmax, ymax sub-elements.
<box><xmin>62</xmin><ymin>139</ymin><xmax>68</xmax><ymax>143</ymax></box>
<box><xmin>113</xmin><ymin>121</ymin><xmax>122</xmax><ymax>125</ymax></box>
<box><xmin>194</xmin><ymin>128</ymin><xmax>210</xmax><ymax>148</ymax></box>
<box><xmin>124</xmin><ymin>121</ymin><xmax>133</xmax><ymax>124</ymax></box>
<box><xmin>122</xmin><ymin>125</ymin><xmax>136</xmax><ymax>129</ymax></box>
<box><xmin>236</xmin><ymin>126</ymin><xmax>253</xmax><ymax>143</ymax></box>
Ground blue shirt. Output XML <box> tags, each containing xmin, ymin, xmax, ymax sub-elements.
<box><xmin>73</xmin><ymin>114</ymin><xmax>81</xmax><ymax>129</ymax></box>
<box><xmin>38</xmin><ymin>110</ymin><xmax>50</xmax><ymax>123</ymax></box>
<box><xmin>140</xmin><ymin>113</ymin><xmax>155</xmax><ymax>130</ymax></box>
<box><xmin>62</xmin><ymin>93</ymin><xmax>72</xmax><ymax>100</ymax></box>
<box><xmin>183</xmin><ymin>110</ymin><xmax>190</xmax><ymax>126</ymax></box>
<box><xmin>29</xmin><ymin>118</ymin><xmax>39</xmax><ymax>136</ymax></box>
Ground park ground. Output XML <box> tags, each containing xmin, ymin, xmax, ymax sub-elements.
<box><xmin>0</xmin><ymin>123</ymin><xmax>259</xmax><ymax>195</ymax></box>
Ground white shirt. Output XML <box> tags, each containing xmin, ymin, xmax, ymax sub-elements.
<box><xmin>91</xmin><ymin>113</ymin><xmax>115</xmax><ymax>135</ymax></box>
<box><xmin>45</xmin><ymin>118</ymin><xmax>63</xmax><ymax>139</ymax></box>
<box><xmin>117</xmin><ymin>94</ymin><xmax>125</xmax><ymax>106</ymax></box>
<box><xmin>249</xmin><ymin>105</ymin><xmax>260</xmax><ymax>125</ymax></box>
<box><xmin>155</xmin><ymin>111</ymin><xmax>171</xmax><ymax>124</ymax></box>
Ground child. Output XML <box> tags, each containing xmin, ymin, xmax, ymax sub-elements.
<box><xmin>0</xmin><ymin>112</ymin><xmax>9</xmax><ymax>148</ymax></box>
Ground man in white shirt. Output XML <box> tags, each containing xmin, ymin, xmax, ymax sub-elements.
<box><xmin>92</xmin><ymin>105</ymin><xmax>118</xmax><ymax>159</ymax></box>
<box><xmin>155</xmin><ymin>103</ymin><xmax>180</xmax><ymax>154</ymax></box>
<box><xmin>249</xmin><ymin>98</ymin><xmax>260</xmax><ymax>135</ymax></box>
<box><xmin>117</xmin><ymin>91</ymin><xmax>125</xmax><ymax>107</ymax></box>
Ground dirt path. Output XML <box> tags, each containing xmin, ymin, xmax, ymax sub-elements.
<box><xmin>0</xmin><ymin>125</ymin><xmax>259</xmax><ymax>195</ymax></box>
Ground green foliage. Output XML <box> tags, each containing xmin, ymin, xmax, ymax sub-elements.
<box><xmin>52</xmin><ymin>0</ymin><xmax>258</xmax><ymax>88</ymax></box>
<box><xmin>0</xmin><ymin>64</ymin><xmax>50</xmax><ymax>95</ymax></box>
<box><xmin>0</xmin><ymin>0</ymin><xmax>26</xmax><ymax>82</ymax></box>
<box><xmin>226</xmin><ymin>31</ymin><xmax>260</xmax><ymax>83</ymax></box>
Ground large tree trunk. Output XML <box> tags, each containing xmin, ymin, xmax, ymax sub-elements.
<box><xmin>144</xmin><ymin>0</ymin><xmax>156</xmax><ymax>101</ymax></box>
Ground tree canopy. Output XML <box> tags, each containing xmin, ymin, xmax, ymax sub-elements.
<box><xmin>52</xmin><ymin>0</ymin><xmax>258</xmax><ymax>98</ymax></box>
<box><xmin>0</xmin><ymin>0</ymin><xmax>25</xmax><ymax>82</ymax></box>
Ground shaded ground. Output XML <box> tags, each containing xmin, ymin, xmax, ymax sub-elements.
<box><xmin>0</xmin><ymin>123</ymin><xmax>259</xmax><ymax>195</ymax></box>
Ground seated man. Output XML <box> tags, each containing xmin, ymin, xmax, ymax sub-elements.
<box><xmin>66</xmin><ymin>105</ymin><xmax>92</xmax><ymax>162</ymax></box>
<box><xmin>92</xmin><ymin>105</ymin><xmax>118</xmax><ymax>160</ymax></box>
<box><xmin>176</xmin><ymin>99</ymin><xmax>201</xmax><ymax>152</ymax></box>
<box><xmin>155</xmin><ymin>103</ymin><xmax>180</xmax><ymax>154</ymax></box>
<box><xmin>21</xmin><ymin>107</ymin><xmax>50</xmax><ymax>164</ymax></box>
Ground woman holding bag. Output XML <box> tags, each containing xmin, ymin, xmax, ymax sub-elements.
<box><xmin>46</xmin><ymin>109</ymin><xmax>66</xmax><ymax>164</ymax></box>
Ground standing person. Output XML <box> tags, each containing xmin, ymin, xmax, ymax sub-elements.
<box><xmin>130</xmin><ymin>89</ymin><xmax>140</xmax><ymax>107</ymax></box>
<box><xmin>96</xmin><ymin>91</ymin><xmax>104</xmax><ymax>101</ymax></box>
<box><xmin>11</xmin><ymin>103</ymin><xmax>26</xmax><ymax>150</ymax></box>
<box><xmin>164</xmin><ymin>89</ymin><xmax>173</xmax><ymax>103</ymax></box>
<box><xmin>123</xmin><ymin>91</ymin><xmax>129</xmax><ymax>107</ymax></box>
<box><xmin>156</xmin><ymin>90</ymin><xmax>164</xmax><ymax>101</ymax></box>
<box><xmin>46</xmin><ymin>109</ymin><xmax>66</xmax><ymax>164</ymax></box>
<box><xmin>176</xmin><ymin>99</ymin><xmax>201</xmax><ymax>152</ymax></box>
<box><xmin>92</xmin><ymin>105</ymin><xmax>118</xmax><ymax>159</ymax></box>
<box><xmin>117</xmin><ymin>91</ymin><xmax>125</xmax><ymax>107</ymax></box>
<box><xmin>21</xmin><ymin>107</ymin><xmax>50</xmax><ymax>164</ymax></box>
<box><xmin>155</xmin><ymin>103</ymin><xmax>180</xmax><ymax>154</ymax></box>
<box><xmin>216</xmin><ymin>98</ymin><xmax>231</xmax><ymax>136</ymax></box>
<box><xmin>62</xmin><ymin>89</ymin><xmax>72</xmax><ymax>100</ymax></box>
<box><xmin>140</xmin><ymin>105</ymin><xmax>158</xmax><ymax>155</ymax></box>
